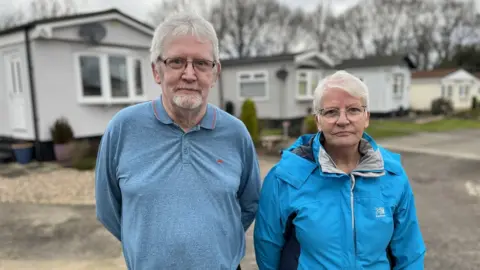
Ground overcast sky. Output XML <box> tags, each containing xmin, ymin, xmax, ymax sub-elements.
<box><xmin>0</xmin><ymin>0</ymin><xmax>359</xmax><ymax>24</ymax></box>
<box><xmin>1</xmin><ymin>0</ymin><xmax>479</xmax><ymax>26</ymax></box>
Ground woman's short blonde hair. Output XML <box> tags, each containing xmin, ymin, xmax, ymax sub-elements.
<box><xmin>312</xmin><ymin>70</ymin><xmax>369</xmax><ymax>114</ymax></box>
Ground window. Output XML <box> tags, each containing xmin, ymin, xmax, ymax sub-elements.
<box><xmin>460</xmin><ymin>85</ymin><xmax>470</xmax><ymax>100</ymax></box>
<box><xmin>296</xmin><ymin>70</ymin><xmax>322</xmax><ymax>100</ymax></box>
<box><xmin>79</xmin><ymin>55</ymin><xmax>101</xmax><ymax>97</ymax></box>
<box><xmin>9</xmin><ymin>57</ymin><xmax>23</xmax><ymax>94</ymax></box>
<box><xmin>392</xmin><ymin>73</ymin><xmax>404</xmax><ymax>98</ymax></box>
<box><xmin>447</xmin><ymin>85</ymin><xmax>453</xmax><ymax>98</ymax></box>
<box><xmin>75</xmin><ymin>50</ymin><xmax>146</xmax><ymax>104</ymax></box>
<box><xmin>237</xmin><ymin>70</ymin><xmax>268</xmax><ymax>100</ymax></box>
<box><xmin>441</xmin><ymin>85</ymin><xmax>446</xmax><ymax>97</ymax></box>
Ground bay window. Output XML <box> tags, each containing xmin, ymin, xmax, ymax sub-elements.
<box><xmin>75</xmin><ymin>50</ymin><xmax>146</xmax><ymax>104</ymax></box>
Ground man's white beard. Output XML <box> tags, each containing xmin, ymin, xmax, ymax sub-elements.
<box><xmin>173</xmin><ymin>93</ymin><xmax>203</xmax><ymax>110</ymax></box>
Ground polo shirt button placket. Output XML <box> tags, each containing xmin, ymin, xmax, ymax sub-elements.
<box><xmin>182</xmin><ymin>135</ymin><xmax>189</xmax><ymax>164</ymax></box>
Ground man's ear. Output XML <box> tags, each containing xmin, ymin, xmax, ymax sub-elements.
<box><xmin>152</xmin><ymin>63</ymin><xmax>162</xmax><ymax>85</ymax></box>
<box><xmin>210</xmin><ymin>62</ymin><xmax>221</xmax><ymax>88</ymax></box>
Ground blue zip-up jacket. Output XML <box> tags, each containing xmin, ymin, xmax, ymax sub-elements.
<box><xmin>254</xmin><ymin>132</ymin><xmax>426</xmax><ymax>269</ymax></box>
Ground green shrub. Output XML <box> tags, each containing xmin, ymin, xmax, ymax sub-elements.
<box><xmin>240</xmin><ymin>99</ymin><xmax>260</xmax><ymax>145</ymax></box>
<box><xmin>72</xmin><ymin>156</ymin><xmax>96</xmax><ymax>171</ymax></box>
<box><xmin>69</xmin><ymin>140</ymin><xmax>97</xmax><ymax>170</ymax></box>
<box><xmin>303</xmin><ymin>115</ymin><xmax>318</xmax><ymax>134</ymax></box>
<box><xmin>472</xmin><ymin>96</ymin><xmax>478</xmax><ymax>110</ymax></box>
<box><xmin>431</xmin><ymin>98</ymin><xmax>453</xmax><ymax>116</ymax></box>
<box><xmin>50</xmin><ymin>117</ymin><xmax>74</xmax><ymax>144</ymax></box>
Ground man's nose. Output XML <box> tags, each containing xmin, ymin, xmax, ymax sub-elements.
<box><xmin>181</xmin><ymin>62</ymin><xmax>197</xmax><ymax>81</ymax></box>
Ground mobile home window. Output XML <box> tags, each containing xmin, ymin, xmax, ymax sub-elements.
<box><xmin>9</xmin><ymin>57</ymin><xmax>23</xmax><ymax>94</ymax></box>
<box><xmin>108</xmin><ymin>55</ymin><xmax>129</xmax><ymax>97</ymax></box>
<box><xmin>75</xmin><ymin>52</ymin><xmax>146</xmax><ymax>104</ymax></box>
<box><xmin>134</xmin><ymin>59</ymin><xmax>144</xmax><ymax>96</ymax></box>
<box><xmin>458</xmin><ymin>85</ymin><xmax>470</xmax><ymax>100</ymax></box>
<box><xmin>237</xmin><ymin>71</ymin><xmax>268</xmax><ymax>100</ymax></box>
<box><xmin>447</xmin><ymin>85</ymin><xmax>453</xmax><ymax>97</ymax></box>
<box><xmin>296</xmin><ymin>70</ymin><xmax>321</xmax><ymax>99</ymax></box>
<box><xmin>79</xmin><ymin>55</ymin><xmax>102</xmax><ymax>97</ymax></box>
<box><xmin>392</xmin><ymin>73</ymin><xmax>404</xmax><ymax>98</ymax></box>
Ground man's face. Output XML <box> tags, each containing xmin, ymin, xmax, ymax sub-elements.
<box><xmin>152</xmin><ymin>35</ymin><xmax>220</xmax><ymax>111</ymax></box>
<box><xmin>316</xmin><ymin>88</ymin><xmax>370</xmax><ymax>148</ymax></box>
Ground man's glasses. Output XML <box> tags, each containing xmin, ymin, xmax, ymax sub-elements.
<box><xmin>317</xmin><ymin>106</ymin><xmax>367</xmax><ymax>123</ymax></box>
<box><xmin>160</xmin><ymin>57</ymin><xmax>216</xmax><ymax>73</ymax></box>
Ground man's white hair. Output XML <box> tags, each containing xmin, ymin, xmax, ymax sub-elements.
<box><xmin>313</xmin><ymin>70</ymin><xmax>370</xmax><ymax>113</ymax></box>
<box><xmin>149</xmin><ymin>11</ymin><xmax>220</xmax><ymax>64</ymax></box>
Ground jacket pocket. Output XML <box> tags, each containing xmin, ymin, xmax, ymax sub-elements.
<box><xmin>354</xmin><ymin>197</ymin><xmax>394</xmax><ymax>264</ymax></box>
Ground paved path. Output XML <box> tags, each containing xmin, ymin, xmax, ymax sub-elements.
<box><xmin>1</xmin><ymin>151</ymin><xmax>480</xmax><ymax>269</ymax></box>
<box><xmin>377</xmin><ymin>129</ymin><xmax>480</xmax><ymax>160</ymax></box>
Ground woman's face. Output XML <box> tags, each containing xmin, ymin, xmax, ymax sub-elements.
<box><xmin>315</xmin><ymin>88</ymin><xmax>370</xmax><ymax>149</ymax></box>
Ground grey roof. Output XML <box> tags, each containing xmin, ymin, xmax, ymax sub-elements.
<box><xmin>335</xmin><ymin>54</ymin><xmax>417</xmax><ymax>69</ymax></box>
<box><xmin>220</xmin><ymin>53</ymin><xmax>299</xmax><ymax>67</ymax></box>
<box><xmin>220</xmin><ymin>52</ymin><xmax>417</xmax><ymax>69</ymax></box>
<box><xmin>0</xmin><ymin>8</ymin><xmax>154</xmax><ymax>37</ymax></box>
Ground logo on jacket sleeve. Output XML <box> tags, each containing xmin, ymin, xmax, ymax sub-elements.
<box><xmin>375</xmin><ymin>207</ymin><xmax>386</xmax><ymax>218</ymax></box>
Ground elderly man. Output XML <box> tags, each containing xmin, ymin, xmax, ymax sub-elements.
<box><xmin>95</xmin><ymin>12</ymin><xmax>261</xmax><ymax>270</ymax></box>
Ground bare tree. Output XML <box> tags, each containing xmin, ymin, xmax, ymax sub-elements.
<box><xmin>0</xmin><ymin>0</ymin><xmax>77</xmax><ymax>30</ymax></box>
<box><xmin>432</xmin><ymin>0</ymin><xmax>479</xmax><ymax>67</ymax></box>
<box><xmin>333</xmin><ymin>4</ymin><xmax>371</xmax><ymax>59</ymax></box>
<box><xmin>210</xmin><ymin>0</ymin><xmax>286</xmax><ymax>58</ymax></box>
<box><xmin>303</xmin><ymin>1</ymin><xmax>337</xmax><ymax>54</ymax></box>
<box><xmin>261</xmin><ymin>6</ymin><xmax>308</xmax><ymax>54</ymax></box>
<box><xmin>148</xmin><ymin>0</ymin><xmax>212</xmax><ymax>26</ymax></box>
<box><xmin>28</xmin><ymin>0</ymin><xmax>77</xmax><ymax>21</ymax></box>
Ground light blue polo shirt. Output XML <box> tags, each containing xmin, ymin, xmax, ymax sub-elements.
<box><xmin>95</xmin><ymin>95</ymin><xmax>261</xmax><ymax>270</ymax></box>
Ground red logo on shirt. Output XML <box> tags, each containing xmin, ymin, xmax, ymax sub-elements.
<box><xmin>217</xmin><ymin>159</ymin><xmax>223</xmax><ymax>164</ymax></box>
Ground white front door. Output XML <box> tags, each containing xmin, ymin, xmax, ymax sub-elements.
<box><xmin>5</xmin><ymin>53</ymin><xmax>27</xmax><ymax>132</ymax></box>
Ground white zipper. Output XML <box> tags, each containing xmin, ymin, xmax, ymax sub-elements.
<box><xmin>350</xmin><ymin>174</ymin><xmax>357</xmax><ymax>262</ymax></box>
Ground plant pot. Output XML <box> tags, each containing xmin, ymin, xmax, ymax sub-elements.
<box><xmin>54</xmin><ymin>142</ymin><xmax>74</xmax><ymax>167</ymax></box>
<box><xmin>11</xmin><ymin>142</ymin><xmax>34</xmax><ymax>165</ymax></box>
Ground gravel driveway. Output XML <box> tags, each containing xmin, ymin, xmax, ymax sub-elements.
<box><xmin>0</xmin><ymin>152</ymin><xmax>479</xmax><ymax>270</ymax></box>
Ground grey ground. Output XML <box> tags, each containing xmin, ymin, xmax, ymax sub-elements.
<box><xmin>0</xmin><ymin>130</ymin><xmax>479</xmax><ymax>269</ymax></box>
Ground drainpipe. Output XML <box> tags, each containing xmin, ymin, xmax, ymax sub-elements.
<box><xmin>24</xmin><ymin>26</ymin><xmax>42</xmax><ymax>163</ymax></box>
<box><xmin>218</xmin><ymin>72</ymin><xmax>224</xmax><ymax>110</ymax></box>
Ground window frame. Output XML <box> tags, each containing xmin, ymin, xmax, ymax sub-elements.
<box><xmin>296</xmin><ymin>69</ymin><xmax>321</xmax><ymax>100</ymax></box>
<box><xmin>236</xmin><ymin>70</ymin><xmax>269</xmax><ymax>102</ymax></box>
<box><xmin>392</xmin><ymin>73</ymin><xmax>404</xmax><ymax>99</ymax></box>
<box><xmin>74</xmin><ymin>48</ymin><xmax>147</xmax><ymax>105</ymax></box>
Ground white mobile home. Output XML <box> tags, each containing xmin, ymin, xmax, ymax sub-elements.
<box><xmin>211</xmin><ymin>53</ymin><xmax>416</xmax><ymax>133</ymax></box>
<box><xmin>0</xmin><ymin>9</ymin><xmax>157</xmax><ymax>161</ymax></box>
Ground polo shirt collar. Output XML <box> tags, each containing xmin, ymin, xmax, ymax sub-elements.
<box><xmin>152</xmin><ymin>95</ymin><xmax>217</xmax><ymax>130</ymax></box>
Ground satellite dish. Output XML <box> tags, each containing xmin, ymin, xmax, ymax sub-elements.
<box><xmin>78</xmin><ymin>22</ymin><xmax>107</xmax><ymax>45</ymax></box>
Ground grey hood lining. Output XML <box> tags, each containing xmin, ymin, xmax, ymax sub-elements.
<box><xmin>318</xmin><ymin>137</ymin><xmax>385</xmax><ymax>178</ymax></box>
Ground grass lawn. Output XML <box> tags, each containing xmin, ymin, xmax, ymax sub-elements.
<box><xmin>259</xmin><ymin>118</ymin><xmax>480</xmax><ymax>140</ymax></box>
<box><xmin>367</xmin><ymin>118</ymin><xmax>480</xmax><ymax>138</ymax></box>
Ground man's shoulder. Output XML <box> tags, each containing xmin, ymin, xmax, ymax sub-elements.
<box><xmin>211</xmin><ymin>105</ymin><xmax>249</xmax><ymax>133</ymax></box>
<box><xmin>112</xmin><ymin>101</ymin><xmax>151</xmax><ymax>123</ymax></box>
<box><xmin>105</xmin><ymin>101</ymin><xmax>152</xmax><ymax>132</ymax></box>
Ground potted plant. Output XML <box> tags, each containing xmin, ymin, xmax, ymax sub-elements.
<box><xmin>50</xmin><ymin>117</ymin><xmax>75</xmax><ymax>167</ymax></box>
<box><xmin>11</xmin><ymin>141</ymin><xmax>34</xmax><ymax>164</ymax></box>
